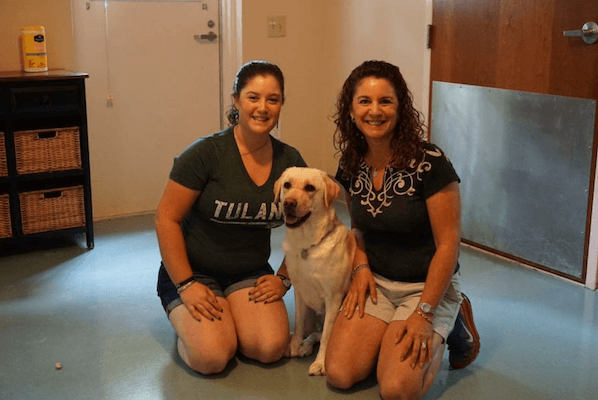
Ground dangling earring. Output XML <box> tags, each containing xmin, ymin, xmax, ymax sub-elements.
<box><xmin>231</xmin><ymin>105</ymin><xmax>239</xmax><ymax>124</ymax></box>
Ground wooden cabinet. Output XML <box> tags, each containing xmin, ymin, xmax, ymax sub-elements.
<box><xmin>0</xmin><ymin>71</ymin><xmax>94</xmax><ymax>249</ymax></box>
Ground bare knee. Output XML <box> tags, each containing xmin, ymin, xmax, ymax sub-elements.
<box><xmin>378</xmin><ymin>378</ymin><xmax>420</xmax><ymax>400</ymax></box>
<box><xmin>326</xmin><ymin>368</ymin><xmax>357</xmax><ymax>390</ymax></box>
<box><xmin>179</xmin><ymin>338</ymin><xmax>236</xmax><ymax>375</ymax></box>
<box><xmin>255</xmin><ymin>344</ymin><xmax>285</xmax><ymax>364</ymax></box>
<box><xmin>186</xmin><ymin>353</ymin><xmax>231</xmax><ymax>375</ymax></box>
<box><xmin>242</xmin><ymin>336</ymin><xmax>287</xmax><ymax>364</ymax></box>
<box><xmin>325</xmin><ymin>358</ymin><xmax>361</xmax><ymax>390</ymax></box>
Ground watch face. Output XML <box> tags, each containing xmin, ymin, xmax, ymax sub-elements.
<box><xmin>278</xmin><ymin>275</ymin><xmax>291</xmax><ymax>289</ymax></box>
<box><xmin>420</xmin><ymin>303</ymin><xmax>432</xmax><ymax>313</ymax></box>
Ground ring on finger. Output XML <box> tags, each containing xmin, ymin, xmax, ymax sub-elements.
<box><xmin>421</xmin><ymin>342</ymin><xmax>427</xmax><ymax>350</ymax></box>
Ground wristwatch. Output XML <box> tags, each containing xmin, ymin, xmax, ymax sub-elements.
<box><xmin>277</xmin><ymin>274</ymin><xmax>292</xmax><ymax>290</ymax></box>
<box><xmin>417</xmin><ymin>302</ymin><xmax>436</xmax><ymax>315</ymax></box>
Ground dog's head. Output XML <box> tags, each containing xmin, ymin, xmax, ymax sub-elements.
<box><xmin>274</xmin><ymin>167</ymin><xmax>341</xmax><ymax>229</ymax></box>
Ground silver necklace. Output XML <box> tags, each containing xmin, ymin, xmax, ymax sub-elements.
<box><xmin>234</xmin><ymin>130</ymin><xmax>270</xmax><ymax>156</ymax></box>
<box><xmin>239</xmin><ymin>139</ymin><xmax>269</xmax><ymax>156</ymax></box>
<box><xmin>368</xmin><ymin>156</ymin><xmax>392</xmax><ymax>178</ymax></box>
<box><xmin>372</xmin><ymin>164</ymin><xmax>389</xmax><ymax>177</ymax></box>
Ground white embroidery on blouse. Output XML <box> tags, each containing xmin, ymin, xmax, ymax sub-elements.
<box><xmin>350</xmin><ymin>148</ymin><xmax>442</xmax><ymax>218</ymax></box>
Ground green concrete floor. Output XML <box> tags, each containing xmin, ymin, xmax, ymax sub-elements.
<box><xmin>1</xmin><ymin>211</ymin><xmax>597</xmax><ymax>400</ymax></box>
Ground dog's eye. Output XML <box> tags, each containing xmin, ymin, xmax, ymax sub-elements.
<box><xmin>283</xmin><ymin>182</ymin><xmax>292</xmax><ymax>189</ymax></box>
<box><xmin>305</xmin><ymin>184</ymin><xmax>316</xmax><ymax>192</ymax></box>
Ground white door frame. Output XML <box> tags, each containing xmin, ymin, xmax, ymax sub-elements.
<box><xmin>588</xmin><ymin>169</ymin><xmax>598</xmax><ymax>290</ymax></box>
<box><xmin>219</xmin><ymin>0</ymin><xmax>242</xmax><ymax>128</ymax></box>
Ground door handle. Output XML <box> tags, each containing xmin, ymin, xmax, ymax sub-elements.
<box><xmin>563</xmin><ymin>21</ymin><xmax>598</xmax><ymax>44</ymax></box>
<box><xmin>194</xmin><ymin>31</ymin><xmax>218</xmax><ymax>42</ymax></box>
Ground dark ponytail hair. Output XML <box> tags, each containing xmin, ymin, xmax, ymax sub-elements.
<box><xmin>226</xmin><ymin>60</ymin><xmax>285</xmax><ymax>125</ymax></box>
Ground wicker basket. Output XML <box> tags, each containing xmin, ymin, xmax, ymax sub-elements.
<box><xmin>14</xmin><ymin>127</ymin><xmax>82</xmax><ymax>175</ymax></box>
<box><xmin>0</xmin><ymin>132</ymin><xmax>7</xmax><ymax>177</ymax></box>
<box><xmin>19</xmin><ymin>186</ymin><xmax>85</xmax><ymax>235</ymax></box>
<box><xmin>0</xmin><ymin>194</ymin><xmax>11</xmax><ymax>239</ymax></box>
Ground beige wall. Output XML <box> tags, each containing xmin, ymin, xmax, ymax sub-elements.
<box><xmin>243</xmin><ymin>0</ymin><xmax>430</xmax><ymax>174</ymax></box>
<box><xmin>322</xmin><ymin>0</ymin><xmax>429</xmax><ymax>173</ymax></box>
<box><xmin>2</xmin><ymin>0</ymin><xmax>429</xmax><ymax>218</ymax></box>
<box><xmin>0</xmin><ymin>0</ymin><xmax>74</xmax><ymax>72</ymax></box>
<box><xmin>242</xmin><ymin>0</ymin><xmax>330</xmax><ymax>170</ymax></box>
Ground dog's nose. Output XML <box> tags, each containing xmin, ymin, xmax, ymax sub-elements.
<box><xmin>283</xmin><ymin>199</ymin><xmax>297</xmax><ymax>210</ymax></box>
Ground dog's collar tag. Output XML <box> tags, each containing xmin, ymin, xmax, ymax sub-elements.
<box><xmin>301</xmin><ymin>249</ymin><xmax>309</xmax><ymax>259</ymax></box>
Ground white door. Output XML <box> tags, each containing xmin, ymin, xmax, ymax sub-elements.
<box><xmin>72</xmin><ymin>0</ymin><xmax>221</xmax><ymax>218</ymax></box>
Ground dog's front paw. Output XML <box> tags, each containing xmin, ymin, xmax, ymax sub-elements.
<box><xmin>296</xmin><ymin>332</ymin><xmax>319</xmax><ymax>357</ymax></box>
<box><xmin>308</xmin><ymin>361</ymin><xmax>325</xmax><ymax>376</ymax></box>
<box><xmin>288</xmin><ymin>332</ymin><xmax>319</xmax><ymax>358</ymax></box>
<box><xmin>288</xmin><ymin>335</ymin><xmax>304</xmax><ymax>357</ymax></box>
<box><xmin>290</xmin><ymin>340</ymin><xmax>315</xmax><ymax>358</ymax></box>
<box><xmin>296</xmin><ymin>341</ymin><xmax>315</xmax><ymax>358</ymax></box>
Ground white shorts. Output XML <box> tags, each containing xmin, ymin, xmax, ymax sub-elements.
<box><xmin>363</xmin><ymin>271</ymin><xmax>463</xmax><ymax>341</ymax></box>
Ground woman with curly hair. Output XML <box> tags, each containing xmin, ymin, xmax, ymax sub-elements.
<box><xmin>325</xmin><ymin>61</ymin><xmax>480</xmax><ymax>399</ymax></box>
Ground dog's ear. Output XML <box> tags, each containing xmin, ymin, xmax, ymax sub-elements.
<box><xmin>273</xmin><ymin>176</ymin><xmax>282</xmax><ymax>203</ymax></box>
<box><xmin>323</xmin><ymin>174</ymin><xmax>341</xmax><ymax>208</ymax></box>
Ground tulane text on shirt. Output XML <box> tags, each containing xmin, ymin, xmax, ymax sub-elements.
<box><xmin>213</xmin><ymin>200</ymin><xmax>283</xmax><ymax>223</ymax></box>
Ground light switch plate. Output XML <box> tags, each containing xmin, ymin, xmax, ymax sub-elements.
<box><xmin>267</xmin><ymin>16</ymin><xmax>286</xmax><ymax>37</ymax></box>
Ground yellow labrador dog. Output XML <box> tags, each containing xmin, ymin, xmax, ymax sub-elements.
<box><xmin>274</xmin><ymin>167</ymin><xmax>356</xmax><ymax>376</ymax></box>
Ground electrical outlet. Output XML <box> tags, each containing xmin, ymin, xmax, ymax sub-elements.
<box><xmin>267</xmin><ymin>16</ymin><xmax>286</xmax><ymax>37</ymax></box>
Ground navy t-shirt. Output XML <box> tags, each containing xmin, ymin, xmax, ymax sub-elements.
<box><xmin>169</xmin><ymin>126</ymin><xmax>306</xmax><ymax>275</ymax></box>
<box><xmin>335</xmin><ymin>143</ymin><xmax>460</xmax><ymax>282</ymax></box>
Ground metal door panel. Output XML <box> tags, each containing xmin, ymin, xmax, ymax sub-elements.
<box><xmin>432</xmin><ymin>82</ymin><xmax>596</xmax><ymax>279</ymax></box>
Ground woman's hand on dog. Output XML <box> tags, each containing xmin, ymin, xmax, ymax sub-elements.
<box><xmin>341</xmin><ymin>267</ymin><xmax>377</xmax><ymax>319</ymax></box>
<box><xmin>395</xmin><ymin>313</ymin><xmax>434</xmax><ymax>369</ymax></box>
<box><xmin>180</xmin><ymin>282</ymin><xmax>223</xmax><ymax>322</ymax></box>
<box><xmin>249</xmin><ymin>275</ymin><xmax>287</xmax><ymax>303</ymax></box>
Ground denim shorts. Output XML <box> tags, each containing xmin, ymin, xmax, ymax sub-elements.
<box><xmin>156</xmin><ymin>262</ymin><xmax>274</xmax><ymax>315</ymax></box>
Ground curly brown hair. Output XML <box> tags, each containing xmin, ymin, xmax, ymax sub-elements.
<box><xmin>333</xmin><ymin>60</ymin><xmax>427</xmax><ymax>178</ymax></box>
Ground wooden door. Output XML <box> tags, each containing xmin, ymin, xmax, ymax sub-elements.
<box><xmin>430</xmin><ymin>0</ymin><xmax>598</xmax><ymax>285</ymax></box>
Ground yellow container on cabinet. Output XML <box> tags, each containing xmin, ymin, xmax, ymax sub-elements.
<box><xmin>22</xmin><ymin>26</ymin><xmax>48</xmax><ymax>72</ymax></box>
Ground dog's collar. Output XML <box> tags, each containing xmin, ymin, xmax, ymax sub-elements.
<box><xmin>300</xmin><ymin>225</ymin><xmax>335</xmax><ymax>260</ymax></box>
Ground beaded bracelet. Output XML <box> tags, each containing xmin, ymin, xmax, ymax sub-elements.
<box><xmin>351</xmin><ymin>263</ymin><xmax>370</xmax><ymax>280</ymax></box>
